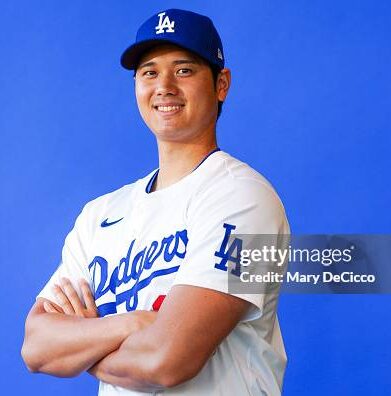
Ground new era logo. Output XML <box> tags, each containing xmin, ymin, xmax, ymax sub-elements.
<box><xmin>217</xmin><ymin>48</ymin><xmax>223</xmax><ymax>60</ymax></box>
<box><xmin>155</xmin><ymin>12</ymin><xmax>175</xmax><ymax>34</ymax></box>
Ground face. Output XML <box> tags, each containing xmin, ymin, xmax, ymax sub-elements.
<box><xmin>134</xmin><ymin>44</ymin><xmax>230</xmax><ymax>143</ymax></box>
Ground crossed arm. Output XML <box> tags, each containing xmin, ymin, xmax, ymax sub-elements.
<box><xmin>21</xmin><ymin>278</ymin><xmax>251</xmax><ymax>391</ymax></box>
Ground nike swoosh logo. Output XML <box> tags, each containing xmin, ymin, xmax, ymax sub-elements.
<box><xmin>101</xmin><ymin>217</ymin><xmax>124</xmax><ymax>227</ymax></box>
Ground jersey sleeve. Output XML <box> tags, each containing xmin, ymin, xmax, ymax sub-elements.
<box><xmin>172</xmin><ymin>178</ymin><xmax>290</xmax><ymax>322</ymax></box>
<box><xmin>36</xmin><ymin>203</ymin><xmax>93</xmax><ymax>305</ymax></box>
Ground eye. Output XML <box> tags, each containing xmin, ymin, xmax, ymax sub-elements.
<box><xmin>177</xmin><ymin>68</ymin><xmax>192</xmax><ymax>76</ymax></box>
<box><xmin>142</xmin><ymin>70</ymin><xmax>157</xmax><ymax>78</ymax></box>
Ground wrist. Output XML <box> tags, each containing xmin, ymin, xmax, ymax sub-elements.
<box><xmin>105</xmin><ymin>312</ymin><xmax>141</xmax><ymax>339</ymax></box>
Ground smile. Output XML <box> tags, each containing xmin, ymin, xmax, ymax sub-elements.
<box><xmin>154</xmin><ymin>105</ymin><xmax>184</xmax><ymax>113</ymax></box>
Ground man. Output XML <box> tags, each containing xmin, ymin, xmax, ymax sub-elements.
<box><xmin>22</xmin><ymin>8</ymin><xmax>290</xmax><ymax>396</ymax></box>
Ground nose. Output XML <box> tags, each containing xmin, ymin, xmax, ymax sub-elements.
<box><xmin>155</xmin><ymin>72</ymin><xmax>178</xmax><ymax>96</ymax></box>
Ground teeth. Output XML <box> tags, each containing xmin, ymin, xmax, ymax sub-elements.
<box><xmin>157</xmin><ymin>105</ymin><xmax>181</xmax><ymax>112</ymax></box>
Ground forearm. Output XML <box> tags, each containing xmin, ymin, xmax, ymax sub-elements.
<box><xmin>91</xmin><ymin>328</ymin><xmax>169</xmax><ymax>392</ymax></box>
<box><xmin>90</xmin><ymin>319</ymin><xmax>198</xmax><ymax>391</ymax></box>
<box><xmin>92</xmin><ymin>359</ymin><xmax>166</xmax><ymax>393</ymax></box>
<box><xmin>22</xmin><ymin>311</ymin><xmax>130</xmax><ymax>377</ymax></box>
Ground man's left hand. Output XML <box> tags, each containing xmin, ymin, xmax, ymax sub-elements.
<box><xmin>43</xmin><ymin>277</ymin><xmax>98</xmax><ymax>318</ymax></box>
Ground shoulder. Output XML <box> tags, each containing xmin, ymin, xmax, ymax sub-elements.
<box><xmin>188</xmin><ymin>151</ymin><xmax>290</xmax><ymax>234</ymax></box>
<box><xmin>77</xmin><ymin>170</ymin><xmax>155</xmax><ymax>222</ymax></box>
<box><xmin>194</xmin><ymin>151</ymin><xmax>286</xmax><ymax>211</ymax></box>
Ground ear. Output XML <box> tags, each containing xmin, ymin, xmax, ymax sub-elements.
<box><xmin>216</xmin><ymin>68</ymin><xmax>231</xmax><ymax>102</ymax></box>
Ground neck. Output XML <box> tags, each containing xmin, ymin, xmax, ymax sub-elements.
<box><xmin>153</xmin><ymin>133</ymin><xmax>218</xmax><ymax>191</ymax></box>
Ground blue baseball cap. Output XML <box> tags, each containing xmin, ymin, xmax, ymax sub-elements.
<box><xmin>120</xmin><ymin>9</ymin><xmax>225</xmax><ymax>71</ymax></box>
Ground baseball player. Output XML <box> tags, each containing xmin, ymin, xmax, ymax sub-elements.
<box><xmin>22</xmin><ymin>8</ymin><xmax>290</xmax><ymax>396</ymax></box>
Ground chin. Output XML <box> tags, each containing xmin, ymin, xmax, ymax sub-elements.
<box><xmin>152</xmin><ymin>127</ymin><xmax>192</xmax><ymax>143</ymax></box>
<box><xmin>151</xmin><ymin>121</ymin><xmax>184</xmax><ymax>136</ymax></box>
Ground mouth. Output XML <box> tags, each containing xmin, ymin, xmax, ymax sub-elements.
<box><xmin>153</xmin><ymin>104</ymin><xmax>184</xmax><ymax>114</ymax></box>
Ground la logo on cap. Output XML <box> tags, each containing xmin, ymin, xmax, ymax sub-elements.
<box><xmin>155</xmin><ymin>12</ymin><xmax>175</xmax><ymax>34</ymax></box>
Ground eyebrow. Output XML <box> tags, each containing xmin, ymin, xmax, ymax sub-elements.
<box><xmin>138</xmin><ymin>59</ymin><xmax>201</xmax><ymax>70</ymax></box>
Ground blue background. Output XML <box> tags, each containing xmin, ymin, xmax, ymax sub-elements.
<box><xmin>1</xmin><ymin>0</ymin><xmax>390</xmax><ymax>394</ymax></box>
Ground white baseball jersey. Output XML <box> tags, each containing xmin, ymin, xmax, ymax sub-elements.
<box><xmin>37</xmin><ymin>149</ymin><xmax>290</xmax><ymax>396</ymax></box>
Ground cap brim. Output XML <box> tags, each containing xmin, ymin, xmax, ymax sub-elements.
<box><xmin>121</xmin><ymin>39</ymin><xmax>184</xmax><ymax>70</ymax></box>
